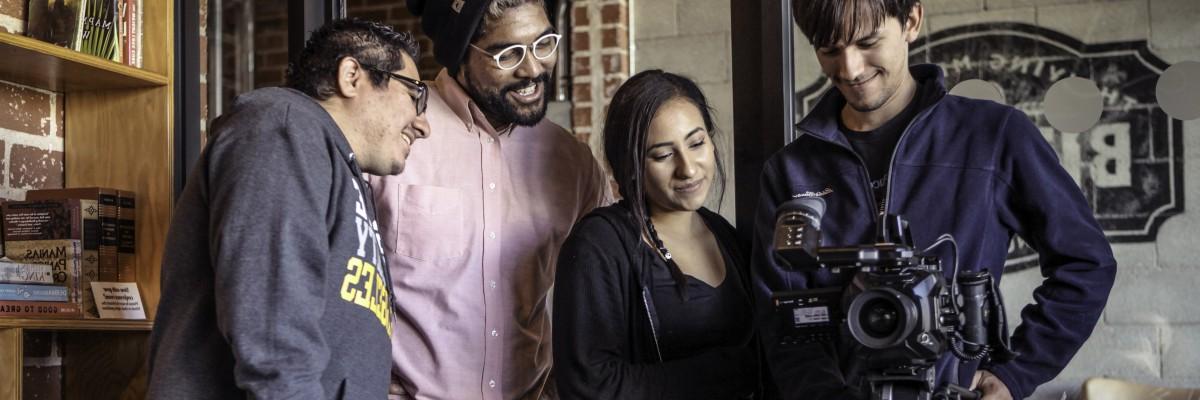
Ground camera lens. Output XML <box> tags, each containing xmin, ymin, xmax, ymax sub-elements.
<box><xmin>860</xmin><ymin>298</ymin><xmax>900</xmax><ymax>337</ymax></box>
<box><xmin>847</xmin><ymin>287</ymin><xmax>917</xmax><ymax>349</ymax></box>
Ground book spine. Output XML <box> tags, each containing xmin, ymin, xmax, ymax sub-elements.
<box><xmin>131</xmin><ymin>0</ymin><xmax>141</xmax><ymax>67</ymax></box>
<box><xmin>4</xmin><ymin>240</ymin><xmax>84</xmax><ymax>303</ymax></box>
<box><xmin>120</xmin><ymin>0</ymin><xmax>130</xmax><ymax>64</ymax></box>
<box><xmin>98</xmin><ymin>191</ymin><xmax>120</xmax><ymax>282</ymax></box>
<box><xmin>117</xmin><ymin>191</ymin><xmax>136</xmax><ymax>282</ymax></box>
<box><xmin>0</xmin><ymin>300</ymin><xmax>82</xmax><ymax>318</ymax></box>
<box><xmin>0</xmin><ymin>283</ymin><xmax>69</xmax><ymax>302</ymax></box>
<box><xmin>73</xmin><ymin>0</ymin><xmax>89</xmax><ymax>51</ymax></box>
<box><xmin>0</xmin><ymin>262</ymin><xmax>54</xmax><ymax>285</ymax></box>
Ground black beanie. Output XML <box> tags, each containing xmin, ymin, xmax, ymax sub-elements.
<box><xmin>407</xmin><ymin>0</ymin><xmax>492</xmax><ymax>76</ymax></box>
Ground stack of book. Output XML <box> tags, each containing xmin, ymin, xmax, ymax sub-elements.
<box><xmin>24</xmin><ymin>0</ymin><xmax>144</xmax><ymax>67</ymax></box>
<box><xmin>0</xmin><ymin>187</ymin><xmax>136</xmax><ymax>319</ymax></box>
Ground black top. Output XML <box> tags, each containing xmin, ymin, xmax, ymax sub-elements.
<box><xmin>839</xmin><ymin>83</ymin><xmax>923</xmax><ymax>215</ymax></box>
<box><xmin>554</xmin><ymin>203</ymin><xmax>761</xmax><ymax>399</ymax></box>
<box><xmin>650</xmin><ymin>231</ymin><xmax>751</xmax><ymax>362</ymax></box>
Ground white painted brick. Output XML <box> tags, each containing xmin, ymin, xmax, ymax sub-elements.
<box><xmin>793</xmin><ymin>31</ymin><xmax>824</xmax><ymax>90</ymax></box>
<box><xmin>998</xmin><ymin>267</ymin><xmax>1040</xmax><ymax>330</ymax></box>
<box><xmin>1105</xmin><ymin>268</ymin><xmax>1200</xmax><ymax>324</ymax></box>
<box><xmin>1016</xmin><ymin>324</ymin><xmax>1159</xmax><ymax>398</ymax></box>
<box><xmin>1163</xmin><ymin>325</ymin><xmax>1200</xmax><ymax>379</ymax></box>
<box><xmin>925</xmin><ymin>7</ymin><xmax>1036</xmax><ymax>33</ymax></box>
<box><xmin>633</xmin><ymin>0</ymin><xmax>677</xmax><ymax>39</ymax></box>
<box><xmin>1156</xmin><ymin>118</ymin><xmax>1200</xmax><ymax>271</ymax></box>
<box><xmin>677</xmin><ymin>0</ymin><xmax>729</xmax><ymax>35</ymax></box>
<box><xmin>922</xmin><ymin>0</ymin><xmax>985</xmax><ymax>16</ymax></box>
<box><xmin>1110</xmin><ymin>242</ymin><xmax>1158</xmax><ymax>275</ymax></box>
<box><xmin>1150</xmin><ymin>0</ymin><xmax>1200</xmax><ymax>49</ymax></box>
<box><xmin>698</xmin><ymin>81</ymin><xmax>734</xmax><ymax>134</ymax></box>
<box><xmin>697</xmin><ymin>81</ymin><xmax>736</xmax><ymax>220</ymax></box>
<box><xmin>1150</xmin><ymin>46</ymin><xmax>1200</xmax><ymax>64</ymax></box>
<box><xmin>1057</xmin><ymin>324</ymin><xmax>1161</xmax><ymax>380</ymax></box>
<box><xmin>1154</xmin><ymin>377</ymin><xmax>1200</xmax><ymax>390</ymax></box>
<box><xmin>635</xmin><ymin>33</ymin><xmax>729</xmax><ymax>83</ymax></box>
<box><xmin>1037</xmin><ymin>0</ymin><xmax>1150</xmax><ymax>43</ymax></box>
<box><xmin>987</xmin><ymin>0</ymin><xmax>1087</xmax><ymax>9</ymax></box>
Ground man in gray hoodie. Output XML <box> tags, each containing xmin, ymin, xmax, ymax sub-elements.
<box><xmin>147</xmin><ymin>19</ymin><xmax>429</xmax><ymax>399</ymax></box>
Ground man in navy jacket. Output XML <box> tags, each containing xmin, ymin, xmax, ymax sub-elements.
<box><xmin>752</xmin><ymin>1</ymin><xmax>1117</xmax><ymax>399</ymax></box>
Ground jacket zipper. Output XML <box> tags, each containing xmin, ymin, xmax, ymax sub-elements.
<box><xmin>881</xmin><ymin>105</ymin><xmax>936</xmax><ymax>220</ymax></box>
<box><xmin>641</xmin><ymin>287</ymin><xmax>666</xmax><ymax>363</ymax></box>
<box><xmin>796</xmin><ymin>100</ymin><xmax>940</xmax><ymax>231</ymax></box>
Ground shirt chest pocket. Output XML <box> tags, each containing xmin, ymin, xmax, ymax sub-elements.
<box><xmin>379</xmin><ymin>184</ymin><xmax>467</xmax><ymax>261</ymax></box>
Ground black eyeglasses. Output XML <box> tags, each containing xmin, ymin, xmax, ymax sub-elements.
<box><xmin>360</xmin><ymin>63</ymin><xmax>428</xmax><ymax>115</ymax></box>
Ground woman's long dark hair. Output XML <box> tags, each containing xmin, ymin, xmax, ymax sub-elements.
<box><xmin>603</xmin><ymin>69</ymin><xmax>726</xmax><ymax>299</ymax></box>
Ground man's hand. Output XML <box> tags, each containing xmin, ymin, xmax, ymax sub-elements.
<box><xmin>970</xmin><ymin>370</ymin><xmax>1013</xmax><ymax>400</ymax></box>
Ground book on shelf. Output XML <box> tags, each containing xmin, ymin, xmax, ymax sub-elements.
<box><xmin>27</xmin><ymin>187</ymin><xmax>122</xmax><ymax>282</ymax></box>
<box><xmin>3</xmin><ymin>199</ymin><xmax>96</xmax><ymax>317</ymax></box>
<box><xmin>2</xmin><ymin>240</ymin><xmax>83</xmax><ymax>302</ymax></box>
<box><xmin>0</xmin><ymin>299</ymin><xmax>82</xmax><ymax>317</ymax></box>
<box><xmin>0</xmin><ymin>258</ymin><xmax>54</xmax><ymax>285</ymax></box>
<box><xmin>25</xmin><ymin>0</ymin><xmax>141</xmax><ymax>65</ymax></box>
<box><xmin>123</xmin><ymin>0</ymin><xmax>141</xmax><ymax>67</ymax></box>
<box><xmin>0</xmin><ymin>283</ymin><xmax>68</xmax><ymax>302</ymax></box>
<box><xmin>117</xmin><ymin>190</ymin><xmax>135</xmax><ymax>282</ymax></box>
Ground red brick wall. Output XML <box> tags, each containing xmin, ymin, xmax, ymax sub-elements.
<box><xmin>252</xmin><ymin>2</ymin><xmax>289</xmax><ymax>88</ymax></box>
<box><xmin>346</xmin><ymin>0</ymin><xmax>441</xmax><ymax>78</ymax></box>
<box><xmin>569</xmin><ymin>0</ymin><xmax>628</xmax><ymax>145</ymax></box>
<box><xmin>250</xmin><ymin>0</ymin><xmax>443</xmax><ymax>86</ymax></box>
<box><xmin>0</xmin><ymin>6</ymin><xmax>66</xmax><ymax>201</ymax></box>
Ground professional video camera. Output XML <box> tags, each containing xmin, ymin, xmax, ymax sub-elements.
<box><xmin>770</xmin><ymin>197</ymin><xmax>1017</xmax><ymax>400</ymax></box>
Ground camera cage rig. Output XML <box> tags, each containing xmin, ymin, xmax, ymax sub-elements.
<box><xmin>770</xmin><ymin>199</ymin><xmax>1017</xmax><ymax>400</ymax></box>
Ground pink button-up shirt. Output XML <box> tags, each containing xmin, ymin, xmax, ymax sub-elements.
<box><xmin>369</xmin><ymin>70</ymin><xmax>612</xmax><ymax>400</ymax></box>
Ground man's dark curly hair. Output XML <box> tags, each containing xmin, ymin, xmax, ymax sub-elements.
<box><xmin>793</xmin><ymin>0</ymin><xmax>921</xmax><ymax>49</ymax></box>
<box><xmin>286</xmin><ymin>18</ymin><xmax>420</xmax><ymax>101</ymax></box>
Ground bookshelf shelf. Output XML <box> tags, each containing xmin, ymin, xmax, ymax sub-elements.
<box><xmin>0</xmin><ymin>318</ymin><xmax>153</xmax><ymax>332</ymax></box>
<box><xmin>0</xmin><ymin>32</ymin><xmax>167</xmax><ymax>92</ymax></box>
<box><xmin>0</xmin><ymin>0</ymin><xmax>173</xmax><ymax>398</ymax></box>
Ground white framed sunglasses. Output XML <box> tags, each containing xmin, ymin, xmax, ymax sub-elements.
<box><xmin>469</xmin><ymin>33</ymin><xmax>562</xmax><ymax>70</ymax></box>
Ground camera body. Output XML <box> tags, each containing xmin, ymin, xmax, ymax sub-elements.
<box><xmin>772</xmin><ymin>242</ymin><xmax>960</xmax><ymax>369</ymax></box>
<box><xmin>770</xmin><ymin>198</ymin><xmax>1007</xmax><ymax>399</ymax></box>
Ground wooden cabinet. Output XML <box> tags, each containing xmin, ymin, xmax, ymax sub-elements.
<box><xmin>0</xmin><ymin>1</ymin><xmax>174</xmax><ymax>398</ymax></box>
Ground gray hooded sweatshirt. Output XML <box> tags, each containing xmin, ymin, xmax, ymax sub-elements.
<box><xmin>147</xmin><ymin>87</ymin><xmax>394</xmax><ymax>400</ymax></box>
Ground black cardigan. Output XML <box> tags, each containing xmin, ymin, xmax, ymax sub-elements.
<box><xmin>553</xmin><ymin>203</ymin><xmax>759</xmax><ymax>399</ymax></box>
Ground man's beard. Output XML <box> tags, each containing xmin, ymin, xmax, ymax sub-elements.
<box><xmin>464</xmin><ymin>72</ymin><xmax>552</xmax><ymax>127</ymax></box>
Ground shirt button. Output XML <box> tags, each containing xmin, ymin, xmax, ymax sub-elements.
<box><xmin>488</xmin><ymin>231</ymin><xmax>497</xmax><ymax>239</ymax></box>
<box><xmin>486</xmin><ymin>137</ymin><xmax>495</xmax><ymax>144</ymax></box>
<box><xmin>491</xmin><ymin>329</ymin><xmax>498</xmax><ymax>337</ymax></box>
<box><xmin>488</xmin><ymin>182</ymin><xmax>496</xmax><ymax>190</ymax></box>
<box><xmin>489</xmin><ymin>380</ymin><xmax>496</xmax><ymax>388</ymax></box>
<box><xmin>489</xmin><ymin>280</ymin><xmax>497</xmax><ymax>289</ymax></box>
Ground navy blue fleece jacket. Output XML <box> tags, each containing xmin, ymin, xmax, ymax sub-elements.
<box><xmin>751</xmin><ymin>64</ymin><xmax>1116</xmax><ymax>399</ymax></box>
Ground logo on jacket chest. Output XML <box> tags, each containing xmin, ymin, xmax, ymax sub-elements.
<box><xmin>338</xmin><ymin>179</ymin><xmax>392</xmax><ymax>335</ymax></box>
<box><xmin>792</xmin><ymin>187</ymin><xmax>833</xmax><ymax>199</ymax></box>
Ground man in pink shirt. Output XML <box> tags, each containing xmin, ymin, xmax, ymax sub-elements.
<box><xmin>369</xmin><ymin>1</ymin><xmax>612</xmax><ymax>399</ymax></box>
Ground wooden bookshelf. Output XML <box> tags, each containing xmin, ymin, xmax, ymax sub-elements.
<box><xmin>0</xmin><ymin>319</ymin><xmax>153</xmax><ymax>332</ymax></box>
<box><xmin>0</xmin><ymin>0</ymin><xmax>174</xmax><ymax>399</ymax></box>
<box><xmin>0</xmin><ymin>32</ymin><xmax>167</xmax><ymax>92</ymax></box>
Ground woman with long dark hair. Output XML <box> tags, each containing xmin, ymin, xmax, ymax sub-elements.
<box><xmin>553</xmin><ymin>70</ymin><xmax>758</xmax><ymax>399</ymax></box>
